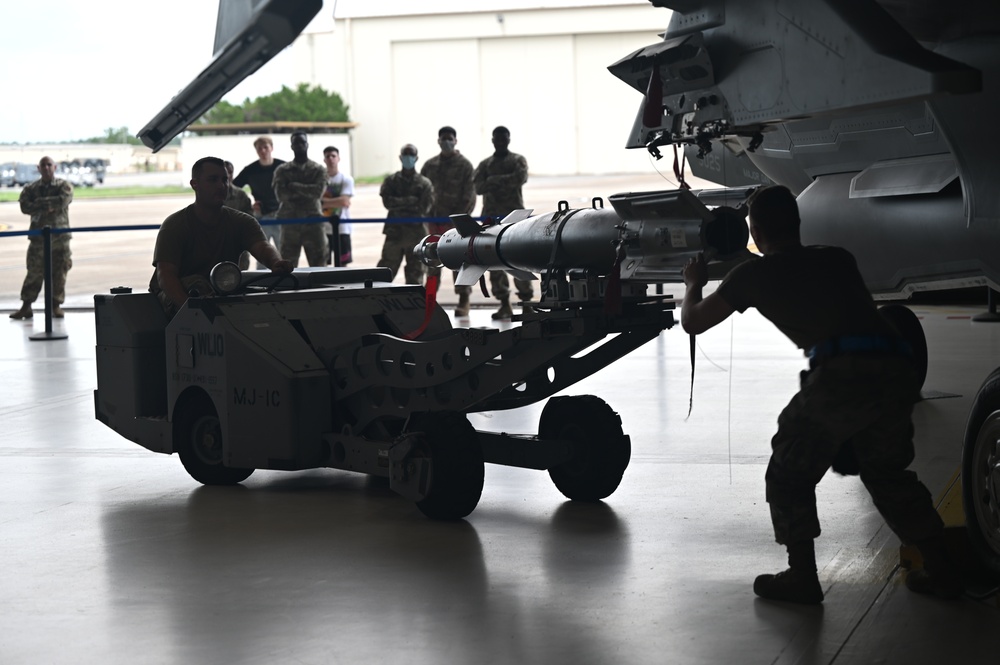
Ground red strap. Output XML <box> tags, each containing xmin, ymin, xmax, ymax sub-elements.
<box><xmin>403</xmin><ymin>275</ymin><xmax>439</xmax><ymax>340</ymax></box>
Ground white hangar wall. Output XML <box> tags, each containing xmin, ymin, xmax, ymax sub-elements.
<box><xmin>181</xmin><ymin>134</ymin><xmax>354</xmax><ymax>179</ymax></box>
<box><xmin>287</xmin><ymin>2</ymin><xmax>671</xmax><ymax>178</ymax></box>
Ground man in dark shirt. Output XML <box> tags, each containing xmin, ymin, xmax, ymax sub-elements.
<box><xmin>232</xmin><ymin>136</ymin><xmax>285</xmax><ymax>268</ymax></box>
<box><xmin>681</xmin><ymin>185</ymin><xmax>961</xmax><ymax>604</ymax></box>
<box><xmin>151</xmin><ymin>157</ymin><xmax>292</xmax><ymax>317</ymax></box>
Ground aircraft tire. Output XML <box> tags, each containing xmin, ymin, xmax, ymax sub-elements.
<box><xmin>540</xmin><ymin>395</ymin><xmax>630</xmax><ymax>502</ymax></box>
<box><xmin>174</xmin><ymin>392</ymin><xmax>254</xmax><ymax>486</ymax></box>
<box><xmin>878</xmin><ymin>304</ymin><xmax>928</xmax><ymax>391</ymax></box>
<box><xmin>962</xmin><ymin>367</ymin><xmax>1000</xmax><ymax>576</ymax></box>
<box><xmin>412</xmin><ymin>412</ymin><xmax>484</xmax><ymax>521</ymax></box>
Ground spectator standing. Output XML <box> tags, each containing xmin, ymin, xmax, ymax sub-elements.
<box><xmin>11</xmin><ymin>156</ymin><xmax>73</xmax><ymax>320</ymax></box>
<box><xmin>223</xmin><ymin>161</ymin><xmax>253</xmax><ymax>215</ymax></box>
<box><xmin>321</xmin><ymin>146</ymin><xmax>355</xmax><ymax>265</ymax></box>
<box><xmin>474</xmin><ymin>126</ymin><xmax>532</xmax><ymax>319</ymax></box>
<box><xmin>224</xmin><ymin>160</ymin><xmax>254</xmax><ymax>270</ymax></box>
<box><xmin>378</xmin><ymin>144</ymin><xmax>433</xmax><ymax>285</ymax></box>
<box><xmin>274</xmin><ymin>131</ymin><xmax>328</xmax><ymax>267</ymax></box>
<box><xmin>421</xmin><ymin>126</ymin><xmax>476</xmax><ymax>316</ymax></box>
<box><xmin>233</xmin><ymin>136</ymin><xmax>285</xmax><ymax>268</ymax></box>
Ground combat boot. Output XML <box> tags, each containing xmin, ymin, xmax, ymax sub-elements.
<box><xmin>905</xmin><ymin>536</ymin><xmax>964</xmax><ymax>599</ymax></box>
<box><xmin>9</xmin><ymin>302</ymin><xmax>32</xmax><ymax>320</ymax></box>
<box><xmin>753</xmin><ymin>568</ymin><xmax>824</xmax><ymax>605</ymax></box>
<box><xmin>454</xmin><ymin>292</ymin><xmax>471</xmax><ymax>317</ymax></box>
<box><xmin>492</xmin><ymin>297</ymin><xmax>513</xmax><ymax>320</ymax></box>
<box><xmin>52</xmin><ymin>306</ymin><xmax>65</xmax><ymax>318</ymax></box>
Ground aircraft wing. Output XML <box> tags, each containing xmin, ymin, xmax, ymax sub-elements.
<box><xmin>609</xmin><ymin>0</ymin><xmax>981</xmax><ymax>155</ymax></box>
<box><xmin>138</xmin><ymin>0</ymin><xmax>322</xmax><ymax>152</ymax></box>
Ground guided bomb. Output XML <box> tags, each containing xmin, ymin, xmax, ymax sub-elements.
<box><xmin>415</xmin><ymin>188</ymin><xmax>751</xmax><ymax>293</ymax></box>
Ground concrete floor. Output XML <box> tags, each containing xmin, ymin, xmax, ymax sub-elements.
<box><xmin>2</xmin><ymin>296</ymin><xmax>999</xmax><ymax>664</ymax></box>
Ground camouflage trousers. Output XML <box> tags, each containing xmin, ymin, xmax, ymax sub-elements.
<box><xmin>280</xmin><ymin>223</ymin><xmax>328</xmax><ymax>268</ymax></box>
<box><xmin>21</xmin><ymin>237</ymin><xmax>72</xmax><ymax>305</ymax></box>
<box><xmin>766</xmin><ymin>353</ymin><xmax>943</xmax><ymax>546</ymax></box>
<box><xmin>254</xmin><ymin>212</ymin><xmax>281</xmax><ymax>270</ymax></box>
<box><xmin>377</xmin><ymin>225</ymin><xmax>426</xmax><ymax>285</ymax></box>
<box><xmin>427</xmin><ymin>266</ymin><xmax>472</xmax><ymax>295</ymax></box>
<box><xmin>489</xmin><ymin>270</ymin><xmax>533</xmax><ymax>301</ymax></box>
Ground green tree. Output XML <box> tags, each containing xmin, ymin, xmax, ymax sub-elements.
<box><xmin>82</xmin><ymin>126</ymin><xmax>143</xmax><ymax>145</ymax></box>
<box><xmin>198</xmin><ymin>84</ymin><xmax>350</xmax><ymax>124</ymax></box>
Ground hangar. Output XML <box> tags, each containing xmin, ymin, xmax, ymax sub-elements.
<box><xmin>3</xmin><ymin>1</ymin><xmax>999</xmax><ymax>662</ymax></box>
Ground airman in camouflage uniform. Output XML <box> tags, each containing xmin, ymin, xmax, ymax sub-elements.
<box><xmin>421</xmin><ymin>126</ymin><xmax>476</xmax><ymax>315</ymax></box>
<box><xmin>224</xmin><ymin>160</ymin><xmax>254</xmax><ymax>269</ymax></box>
<box><xmin>474</xmin><ymin>126</ymin><xmax>532</xmax><ymax>319</ymax></box>
<box><xmin>681</xmin><ymin>186</ymin><xmax>961</xmax><ymax>605</ymax></box>
<box><xmin>11</xmin><ymin>156</ymin><xmax>73</xmax><ymax>319</ymax></box>
<box><xmin>378</xmin><ymin>144</ymin><xmax>433</xmax><ymax>285</ymax></box>
<box><xmin>274</xmin><ymin>131</ymin><xmax>328</xmax><ymax>267</ymax></box>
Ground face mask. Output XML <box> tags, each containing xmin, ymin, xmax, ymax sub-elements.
<box><xmin>440</xmin><ymin>139</ymin><xmax>456</xmax><ymax>152</ymax></box>
<box><xmin>401</xmin><ymin>155</ymin><xmax>417</xmax><ymax>170</ymax></box>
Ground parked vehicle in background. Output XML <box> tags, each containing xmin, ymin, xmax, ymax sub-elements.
<box><xmin>0</xmin><ymin>162</ymin><xmax>14</xmax><ymax>187</ymax></box>
<box><xmin>85</xmin><ymin>158</ymin><xmax>107</xmax><ymax>184</ymax></box>
<box><xmin>58</xmin><ymin>160</ymin><xmax>97</xmax><ymax>187</ymax></box>
<box><xmin>13</xmin><ymin>163</ymin><xmax>39</xmax><ymax>186</ymax></box>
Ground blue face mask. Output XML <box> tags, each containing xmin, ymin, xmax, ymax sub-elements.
<box><xmin>401</xmin><ymin>155</ymin><xmax>417</xmax><ymax>170</ymax></box>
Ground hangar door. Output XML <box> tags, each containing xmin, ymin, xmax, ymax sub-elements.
<box><xmin>391</xmin><ymin>31</ymin><xmax>669</xmax><ymax>176</ymax></box>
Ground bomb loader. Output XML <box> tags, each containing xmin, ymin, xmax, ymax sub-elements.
<box><xmin>94</xmin><ymin>189</ymin><xmax>750</xmax><ymax>519</ymax></box>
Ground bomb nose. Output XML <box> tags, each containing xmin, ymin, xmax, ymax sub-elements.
<box><xmin>414</xmin><ymin>235</ymin><xmax>442</xmax><ymax>267</ymax></box>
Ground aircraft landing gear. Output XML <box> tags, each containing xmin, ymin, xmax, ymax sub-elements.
<box><xmin>963</xmin><ymin>368</ymin><xmax>1000</xmax><ymax>576</ymax></box>
<box><xmin>878</xmin><ymin>304</ymin><xmax>928</xmax><ymax>392</ymax></box>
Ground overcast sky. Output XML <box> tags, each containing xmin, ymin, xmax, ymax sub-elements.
<box><xmin>1</xmin><ymin>0</ymin><xmax>646</xmax><ymax>145</ymax></box>
<box><xmin>0</xmin><ymin>0</ymin><xmax>309</xmax><ymax>144</ymax></box>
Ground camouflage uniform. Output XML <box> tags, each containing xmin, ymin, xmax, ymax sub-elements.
<box><xmin>767</xmin><ymin>354</ymin><xmax>941</xmax><ymax>545</ymax></box>
<box><xmin>716</xmin><ymin>246</ymin><xmax>944</xmax><ymax>548</ymax></box>
<box><xmin>273</xmin><ymin>159</ymin><xmax>328</xmax><ymax>267</ymax></box>
<box><xmin>18</xmin><ymin>176</ymin><xmax>73</xmax><ymax>305</ymax></box>
<box><xmin>420</xmin><ymin>151</ymin><xmax>476</xmax><ymax>295</ymax></box>
<box><xmin>473</xmin><ymin>151</ymin><xmax>533</xmax><ymax>301</ymax></box>
<box><xmin>378</xmin><ymin>170</ymin><xmax>433</xmax><ymax>285</ymax></box>
<box><xmin>225</xmin><ymin>184</ymin><xmax>253</xmax><ymax>215</ymax></box>
<box><xmin>226</xmin><ymin>184</ymin><xmax>254</xmax><ymax>270</ymax></box>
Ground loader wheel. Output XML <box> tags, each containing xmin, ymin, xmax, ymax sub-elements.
<box><xmin>878</xmin><ymin>304</ymin><xmax>928</xmax><ymax>391</ymax></box>
<box><xmin>962</xmin><ymin>368</ymin><xmax>1000</xmax><ymax>575</ymax></box>
<box><xmin>412</xmin><ymin>412</ymin><xmax>484</xmax><ymax>520</ymax></box>
<box><xmin>175</xmin><ymin>393</ymin><xmax>254</xmax><ymax>486</ymax></box>
<box><xmin>539</xmin><ymin>395</ymin><xmax>630</xmax><ymax>501</ymax></box>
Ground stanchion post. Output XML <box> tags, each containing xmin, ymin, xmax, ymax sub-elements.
<box><xmin>332</xmin><ymin>218</ymin><xmax>342</xmax><ymax>267</ymax></box>
<box><xmin>30</xmin><ymin>226</ymin><xmax>68</xmax><ymax>341</ymax></box>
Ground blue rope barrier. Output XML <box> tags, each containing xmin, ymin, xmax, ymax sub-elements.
<box><xmin>0</xmin><ymin>215</ymin><xmax>495</xmax><ymax>238</ymax></box>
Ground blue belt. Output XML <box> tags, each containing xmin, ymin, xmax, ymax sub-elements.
<box><xmin>807</xmin><ymin>335</ymin><xmax>912</xmax><ymax>367</ymax></box>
